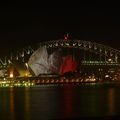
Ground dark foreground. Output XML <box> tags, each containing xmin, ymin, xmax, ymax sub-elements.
<box><xmin>0</xmin><ymin>83</ymin><xmax>120</xmax><ymax>120</ymax></box>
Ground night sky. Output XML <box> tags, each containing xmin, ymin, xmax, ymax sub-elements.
<box><xmin>0</xmin><ymin>2</ymin><xmax>120</xmax><ymax>57</ymax></box>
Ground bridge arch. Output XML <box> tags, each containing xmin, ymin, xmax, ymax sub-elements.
<box><xmin>1</xmin><ymin>39</ymin><xmax>120</xmax><ymax>67</ymax></box>
<box><xmin>40</xmin><ymin>39</ymin><xmax>120</xmax><ymax>63</ymax></box>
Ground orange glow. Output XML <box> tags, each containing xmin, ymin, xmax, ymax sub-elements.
<box><xmin>25</xmin><ymin>73</ymin><xmax>28</xmax><ymax>77</ymax></box>
<box><xmin>10</xmin><ymin>72</ymin><xmax>13</xmax><ymax>78</ymax></box>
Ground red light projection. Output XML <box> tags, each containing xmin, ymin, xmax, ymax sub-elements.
<box><xmin>59</xmin><ymin>55</ymin><xmax>78</xmax><ymax>75</ymax></box>
<box><xmin>64</xmin><ymin>34</ymin><xmax>69</xmax><ymax>40</ymax></box>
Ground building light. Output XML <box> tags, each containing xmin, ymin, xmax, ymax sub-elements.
<box><xmin>25</xmin><ymin>73</ymin><xmax>28</xmax><ymax>77</ymax></box>
<box><xmin>10</xmin><ymin>72</ymin><xmax>13</xmax><ymax>78</ymax></box>
<box><xmin>105</xmin><ymin>75</ymin><xmax>109</xmax><ymax>78</ymax></box>
<box><xmin>108</xmin><ymin>58</ymin><xmax>112</xmax><ymax>62</ymax></box>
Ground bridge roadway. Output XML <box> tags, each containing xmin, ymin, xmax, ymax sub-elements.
<box><xmin>82</xmin><ymin>61</ymin><xmax>120</xmax><ymax>66</ymax></box>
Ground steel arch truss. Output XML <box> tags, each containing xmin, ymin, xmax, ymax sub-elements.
<box><xmin>41</xmin><ymin>39</ymin><xmax>120</xmax><ymax>63</ymax></box>
<box><xmin>1</xmin><ymin>39</ymin><xmax>120</xmax><ymax>67</ymax></box>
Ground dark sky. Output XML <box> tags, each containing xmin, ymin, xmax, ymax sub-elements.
<box><xmin>0</xmin><ymin>2</ymin><xmax>120</xmax><ymax>57</ymax></box>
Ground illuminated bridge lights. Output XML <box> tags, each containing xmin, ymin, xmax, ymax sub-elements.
<box><xmin>0</xmin><ymin>39</ymin><xmax>120</xmax><ymax>80</ymax></box>
<box><xmin>82</xmin><ymin>61</ymin><xmax>120</xmax><ymax>66</ymax></box>
<box><xmin>0</xmin><ymin>78</ymin><xmax>35</xmax><ymax>88</ymax></box>
<box><xmin>0</xmin><ymin>73</ymin><xmax>119</xmax><ymax>88</ymax></box>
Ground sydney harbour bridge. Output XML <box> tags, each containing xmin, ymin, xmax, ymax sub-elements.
<box><xmin>0</xmin><ymin>39</ymin><xmax>120</xmax><ymax>85</ymax></box>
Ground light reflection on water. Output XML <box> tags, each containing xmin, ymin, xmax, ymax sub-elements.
<box><xmin>107</xmin><ymin>88</ymin><xmax>115</xmax><ymax>115</ymax></box>
<box><xmin>9</xmin><ymin>88</ymin><xmax>15</xmax><ymax>120</ymax></box>
<box><xmin>0</xmin><ymin>84</ymin><xmax>120</xmax><ymax>120</ymax></box>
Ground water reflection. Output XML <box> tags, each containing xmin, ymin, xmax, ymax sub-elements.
<box><xmin>73</xmin><ymin>86</ymin><xmax>107</xmax><ymax>117</ymax></box>
<box><xmin>10</xmin><ymin>88</ymin><xmax>15</xmax><ymax>120</ymax></box>
<box><xmin>30</xmin><ymin>86</ymin><xmax>63</xmax><ymax>120</ymax></box>
<box><xmin>107</xmin><ymin>88</ymin><xmax>115</xmax><ymax>116</ymax></box>
<box><xmin>63</xmin><ymin>85</ymin><xmax>74</xmax><ymax>118</ymax></box>
<box><xmin>24</xmin><ymin>87</ymin><xmax>31</xmax><ymax>120</ymax></box>
<box><xmin>0</xmin><ymin>85</ymin><xmax>120</xmax><ymax>120</ymax></box>
<box><xmin>0</xmin><ymin>88</ymin><xmax>32</xmax><ymax>120</ymax></box>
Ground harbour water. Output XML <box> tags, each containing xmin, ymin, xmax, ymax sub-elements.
<box><xmin>0</xmin><ymin>83</ymin><xmax>120</xmax><ymax>120</ymax></box>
